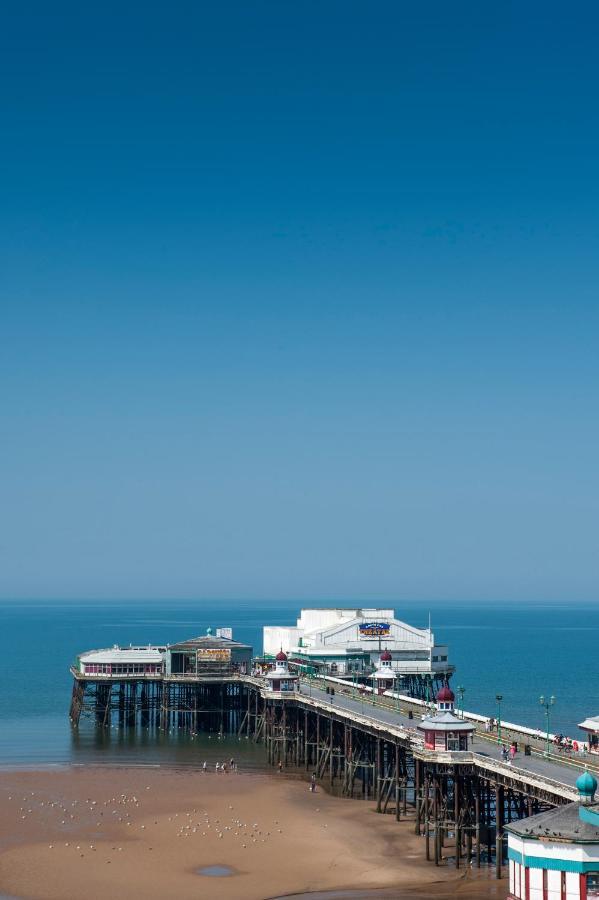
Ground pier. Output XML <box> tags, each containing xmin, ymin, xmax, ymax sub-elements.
<box><xmin>69</xmin><ymin>655</ymin><xmax>586</xmax><ymax>880</ymax></box>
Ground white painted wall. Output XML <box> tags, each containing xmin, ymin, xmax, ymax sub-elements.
<box><xmin>566</xmin><ymin>871</ymin><xmax>580</xmax><ymax>899</ymax></box>
<box><xmin>548</xmin><ymin>869</ymin><xmax>561</xmax><ymax>900</ymax></box>
<box><xmin>519</xmin><ymin>836</ymin><xmax>599</xmax><ymax>866</ymax></box>
<box><xmin>530</xmin><ymin>867</ymin><xmax>543</xmax><ymax>900</ymax></box>
<box><xmin>263</xmin><ymin>627</ymin><xmax>301</xmax><ymax>656</ymax></box>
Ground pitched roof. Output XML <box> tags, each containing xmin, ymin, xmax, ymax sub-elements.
<box><xmin>80</xmin><ymin>647</ymin><xmax>164</xmax><ymax>664</ymax></box>
<box><xmin>168</xmin><ymin>635</ymin><xmax>252</xmax><ymax>651</ymax></box>
<box><xmin>418</xmin><ymin>711</ymin><xmax>475</xmax><ymax>732</ymax></box>
<box><xmin>506</xmin><ymin>802</ymin><xmax>599</xmax><ymax>843</ymax></box>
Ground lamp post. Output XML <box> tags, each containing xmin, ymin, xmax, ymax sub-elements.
<box><xmin>456</xmin><ymin>685</ymin><xmax>465</xmax><ymax>719</ymax></box>
<box><xmin>540</xmin><ymin>695</ymin><xmax>556</xmax><ymax>757</ymax></box>
<box><xmin>495</xmin><ymin>694</ymin><xmax>503</xmax><ymax>743</ymax></box>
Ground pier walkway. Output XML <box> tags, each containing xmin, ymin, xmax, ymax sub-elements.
<box><xmin>295</xmin><ymin>678</ymin><xmax>581</xmax><ymax>802</ymax></box>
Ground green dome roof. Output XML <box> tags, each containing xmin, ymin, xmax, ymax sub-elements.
<box><xmin>576</xmin><ymin>770</ymin><xmax>597</xmax><ymax>797</ymax></box>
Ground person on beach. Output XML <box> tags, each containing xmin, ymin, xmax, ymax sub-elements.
<box><xmin>310</xmin><ymin>773</ymin><xmax>316</xmax><ymax>793</ymax></box>
<box><xmin>278</xmin><ymin>761</ymin><xmax>283</xmax><ymax>774</ymax></box>
<box><xmin>202</xmin><ymin>761</ymin><xmax>207</xmax><ymax>772</ymax></box>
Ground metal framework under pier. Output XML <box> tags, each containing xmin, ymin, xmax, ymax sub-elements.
<box><xmin>68</xmin><ymin>674</ymin><xmax>572</xmax><ymax>878</ymax></box>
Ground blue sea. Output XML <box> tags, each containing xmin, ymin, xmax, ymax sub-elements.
<box><xmin>0</xmin><ymin>598</ymin><xmax>596</xmax><ymax>767</ymax></box>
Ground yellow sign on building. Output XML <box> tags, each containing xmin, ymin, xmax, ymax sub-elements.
<box><xmin>197</xmin><ymin>648</ymin><xmax>231</xmax><ymax>662</ymax></box>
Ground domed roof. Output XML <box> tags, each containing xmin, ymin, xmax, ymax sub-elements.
<box><xmin>436</xmin><ymin>685</ymin><xmax>455</xmax><ymax>703</ymax></box>
<box><xmin>380</xmin><ymin>649</ymin><xmax>392</xmax><ymax>662</ymax></box>
<box><xmin>275</xmin><ymin>650</ymin><xmax>288</xmax><ymax>662</ymax></box>
<box><xmin>576</xmin><ymin>770</ymin><xmax>597</xmax><ymax>797</ymax></box>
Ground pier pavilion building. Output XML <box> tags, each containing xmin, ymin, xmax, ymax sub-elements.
<box><xmin>165</xmin><ymin>630</ymin><xmax>252</xmax><ymax>675</ymax></box>
<box><xmin>417</xmin><ymin>685</ymin><xmax>475</xmax><ymax>751</ymax></box>
<box><xmin>505</xmin><ymin>771</ymin><xmax>599</xmax><ymax>900</ymax></box>
<box><xmin>265</xmin><ymin>650</ymin><xmax>298</xmax><ymax>694</ymax></box>
<box><xmin>371</xmin><ymin>649</ymin><xmax>396</xmax><ymax>694</ymax></box>
<box><xmin>263</xmin><ymin>607</ymin><xmax>453</xmax><ymax>697</ymax></box>
<box><xmin>76</xmin><ymin>645</ymin><xmax>166</xmax><ymax>676</ymax></box>
<box><xmin>74</xmin><ymin>629</ymin><xmax>253</xmax><ymax>679</ymax></box>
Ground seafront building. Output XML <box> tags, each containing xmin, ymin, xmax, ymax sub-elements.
<box><xmin>580</xmin><ymin>716</ymin><xmax>599</xmax><ymax>753</ymax></box>
<box><xmin>263</xmin><ymin>607</ymin><xmax>453</xmax><ymax>697</ymax></box>
<box><xmin>505</xmin><ymin>771</ymin><xmax>599</xmax><ymax>900</ymax></box>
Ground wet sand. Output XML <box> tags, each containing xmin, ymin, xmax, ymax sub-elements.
<box><xmin>0</xmin><ymin>767</ymin><xmax>508</xmax><ymax>900</ymax></box>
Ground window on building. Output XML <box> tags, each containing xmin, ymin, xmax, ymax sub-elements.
<box><xmin>587</xmin><ymin>872</ymin><xmax>599</xmax><ymax>898</ymax></box>
<box><xmin>432</xmin><ymin>656</ymin><xmax>439</xmax><ymax>662</ymax></box>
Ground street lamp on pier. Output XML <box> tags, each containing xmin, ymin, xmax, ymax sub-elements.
<box><xmin>539</xmin><ymin>695</ymin><xmax>556</xmax><ymax>757</ymax></box>
<box><xmin>456</xmin><ymin>685</ymin><xmax>465</xmax><ymax>719</ymax></box>
<box><xmin>495</xmin><ymin>694</ymin><xmax>503</xmax><ymax>743</ymax></box>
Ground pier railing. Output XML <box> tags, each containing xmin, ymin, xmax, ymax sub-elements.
<box><xmin>414</xmin><ymin>747</ymin><xmax>578</xmax><ymax>801</ymax></box>
<box><xmin>289</xmin><ymin>691</ymin><xmax>425</xmax><ymax>746</ymax></box>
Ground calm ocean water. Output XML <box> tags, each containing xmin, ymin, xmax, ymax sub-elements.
<box><xmin>0</xmin><ymin>599</ymin><xmax>596</xmax><ymax>766</ymax></box>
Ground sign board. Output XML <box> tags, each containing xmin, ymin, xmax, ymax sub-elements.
<box><xmin>216</xmin><ymin>627</ymin><xmax>233</xmax><ymax>640</ymax></box>
<box><xmin>197</xmin><ymin>648</ymin><xmax>231</xmax><ymax>662</ymax></box>
<box><xmin>359</xmin><ymin>622</ymin><xmax>390</xmax><ymax>637</ymax></box>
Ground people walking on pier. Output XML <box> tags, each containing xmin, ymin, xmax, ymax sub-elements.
<box><xmin>509</xmin><ymin>743</ymin><xmax>516</xmax><ymax>762</ymax></box>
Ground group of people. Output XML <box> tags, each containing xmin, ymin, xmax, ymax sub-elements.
<box><xmin>202</xmin><ymin>758</ymin><xmax>237</xmax><ymax>773</ymax></box>
<box><xmin>500</xmin><ymin>742</ymin><xmax>518</xmax><ymax>764</ymax></box>
<box><xmin>553</xmin><ymin>734</ymin><xmax>580</xmax><ymax>754</ymax></box>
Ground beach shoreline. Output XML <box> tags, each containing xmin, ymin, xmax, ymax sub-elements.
<box><xmin>0</xmin><ymin>765</ymin><xmax>507</xmax><ymax>900</ymax></box>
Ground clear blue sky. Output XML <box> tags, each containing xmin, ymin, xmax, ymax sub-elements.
<box><xmin>1</xmin><ymin>2</ymin><xmax>598</xmax><ymax>602</ymax></box>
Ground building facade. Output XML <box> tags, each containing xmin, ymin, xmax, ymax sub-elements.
<box><xmin>76</xmin><ymin>646</ymin><xmax>165</xmax><ymax>677</ymax></box>
<box><xmin>165</xmin><ymin>629</ymin><xmax>252</xmax><ymax>675</ymax></box>
<box><xmin>263</xmin><ymin>607</ymin><xmax>453</xmax><ymax>698</ymax></box>
<box><xmin>417</xmin><ymin>685</ymin><xmax>475</xmax><ymax>751</ymax></box>
<box><xmin>505</xmin><ymin>772</ymin><xmax>599</xmax><ymax>900</ymax></box>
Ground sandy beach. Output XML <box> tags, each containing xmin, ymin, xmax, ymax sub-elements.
<box><xmin>0</xmin><ymin>766</ymin><xmax>508</xmax><ymax>900</ymax></box>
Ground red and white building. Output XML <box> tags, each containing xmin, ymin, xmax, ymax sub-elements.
<box><xmin>417</xmin><ymin>685</ymin><xmax>475</xmax><ymax>752</ymax></box>
<box><xmin>505</xmin><ymin>771</ymin><xmax>599</xmax><ymax>900</ymax></box>
<box><xmin>265</xmin><ymin>651</ymin><xmax>299</xmax><ymax>693</ymax></box>
<box><xmin>371</xmin><ymin>649</ymin><xmax>396</xmax><ymax>694</ymax></box>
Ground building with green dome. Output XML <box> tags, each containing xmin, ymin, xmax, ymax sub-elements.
<box><xmin>505</xmin><ymin>771</ymin><xmax>599</xmax><ymax>900</ymax></box>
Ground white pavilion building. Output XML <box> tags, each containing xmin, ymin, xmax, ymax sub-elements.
<box><xmin>263</xmin><ymin>607</ymin><xmax>453</xmax><ymax>699</ymax></box>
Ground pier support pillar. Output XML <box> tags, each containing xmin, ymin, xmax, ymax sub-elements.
<box><xmin>495</xmin><ymin>784</ymin><xmax>504</xmax><ymax>879</ymax></box>
<box><xmin>415</xmin><ymin>760</ymin><xmax>422</xmax><ymax>835</ymax></box>
<box><xmin>454</xmin><ymin>767</ymin><xmax>460</xmax><ymax>869</ymax></box>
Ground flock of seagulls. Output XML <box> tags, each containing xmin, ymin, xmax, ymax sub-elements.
<box><xmin>4</xmin><ymin>784</ymin><xmax>320</xmax><ymax>868</ymax></box>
